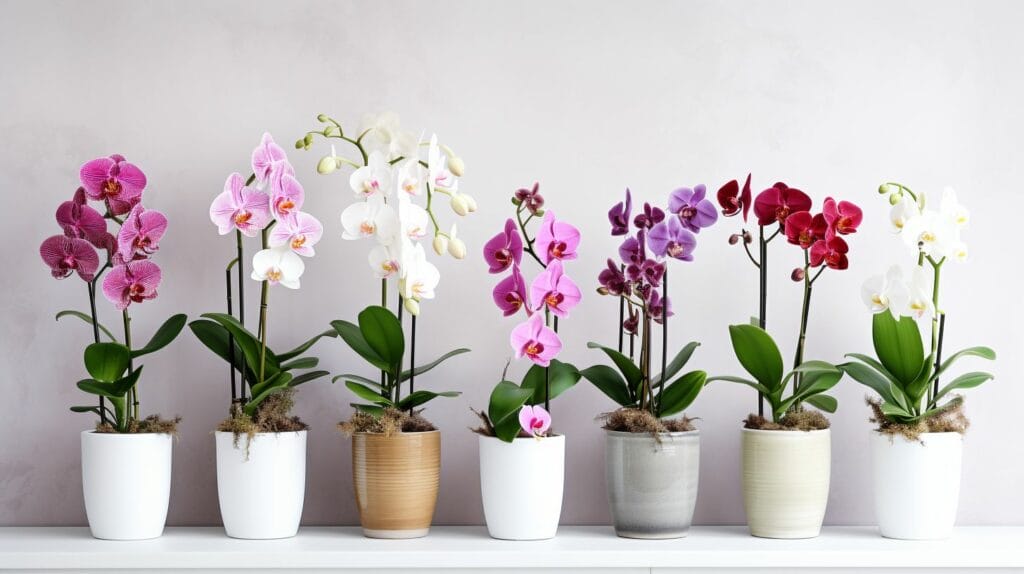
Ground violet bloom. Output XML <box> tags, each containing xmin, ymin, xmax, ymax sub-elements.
<box><xmin>269</xmin><ymin>211</ymin><xmax>323</xmax><ymax>257</ymax></box>
<box><xmin>210</xmin><ymin>172</ymin><xmax>272</xmax><ymax>237</ymax></box>
<box><xmin>483</xmin><ymin>218</ymin><xmax>524</xmax><ymax>274</ymax></box>
<box><xmin>519</xmin><ymin>404</ymin><xmax>552</xmax><ymax>438</ymax></box>
<box><xmin>648</xmin><ymin>290</ymin><xmax>673</xmax><ymax>324</ymax></box>
<box><xmin>492</xmin><ymin>265</ymin><xmax>529</xmax><ymax>317</ymax></box>
<box><xmin>251</xmin><ymin>132</ymin><xmax>291</xmax><ymax>184</ymax></box>
<box><xmin>514</xmin><ymin>182</ymin><xmax>545</xmax><ymax>215</ymax></box>
<box><xmin>530</xmin><ymin>259</ymin><xmax>582</xmax><ymax>318</ymax></box>
<box><xmin>628</xmin><ymin>258</ymin><xmax>664</xmax><ymax>288</ymax></box>
<box><xmin>79</xmin><ymin>154</ymin><xmax>146</xmax><ymax>215</ymax></box>
<box><xmin>102</xmin><ymin>260</ymin><xmax>161</xmax><ymax>310</ymax></box>
<box><xmin>534</xmin><ymin>211</ymin><xmax>580</xmax><ymax>264</ymax></box>
<box><xmin>633</xmin><ymin>202</ymin><xmax>664</xmax><ymax>230</ymax></box>
<box><xmin>623</xmin><ymin>307</ymin><xmax>639</xmax><ymax>335</ymax></box>
<box><xmin>619</xmin><ymin>232</ymin><xmax>646</xmax><ymax>265</ymax></box>
<box><xmin>598</xmin><ymin>258</ymin><xmax>629</xmax><ymax>296</ymax></box>
<box><xmin>117</xmin><ymin>204</ymin><xmax>168</xmax><ymax>260</ymax></box>
<box><xmin>608</xmin><ymin>188</ymin><xmax>633</xmax><ymax>235</ymax></box>
<box><xmin>270</xmin><ymin>173</ymin><xmax>304</xmax><ymax>220</ymax></box>
<box><xmin>510</xmin><ymin>312</ymin><xmax>562</xmax><ymax>367</ymax></box>
<box><xmin>56</xmin><ymin>187</ymin><xmax>109</xmax><ymax>248</ymax></box>
<box><xmin>668</xmin><ymin>184</ymin><xmax>718</xmax><ymax>233</ymax></box>
<box><xmin>648</xmin><ymin>217</ymin><xmax>697</xmax><ymax>261</ymax></box>
<box><xmin>40</xmin><ymin>235</ymin><xmax>99</xmax><ymax>281</ymax></box>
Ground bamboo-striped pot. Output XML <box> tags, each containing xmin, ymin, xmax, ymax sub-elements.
<box><xmin>351</xmin><ymin>430</ymin><xmax>440</xmax><ymax>539</ymax></box>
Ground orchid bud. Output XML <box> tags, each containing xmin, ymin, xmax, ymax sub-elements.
<box><xmin>303</xmin><ymin>134</ymin><xmax>314</xmax><ymax>146</ymax></box>
<box><xmin>742</xmin><ymin>230</ymin><xmax>753</xmax><ymax>244</ymax></box>
<box><xmin>448</xmin><ymin>237</ymin><xmax>467</xmax><ymax>259</ymax></box>
<box><xmin>404</xmin><ymin>297</ymin><xmax>421</xmax><ymax>316</ymax></box>
<box><xmin>323</xmin><ymin>125</ymin><xmax>336</xmax><ymax>137</ymax></box>
<box><xmin>728</xmin><ymin>234</ymin><xmax>740</xmax><ymax>245</ymax></box>
<box><xmin>294</xmin><ymin>139</ymin><xmax>305</xmax><ymax>150</ymax></box>
<box><xmin>878</xmin><ymin>183</ymin><xmax>891</xmax><ymax>195</ymax></box>
<box><xmin>511</xmin><ymin>196</ymin><xmax>522</xmax><ymax>206</ymax></box>
<box><xmin>889</xmin><ymin>192</ymin><xmax>901</xmax><ymax>205</ymax></box>
<box><xmin>433</xmin><ymin>235</ymin><xmax>449</xmax><ymax>256</ymax></box>
<box><xmin>317</xmin><ymin>113</ymin><xmax>329</xmax><ymax>123</ymax></box>
<box><xmin>596</xmin><ymin>286</ymin><xmax>610</xmax><ymax>296</ymax></box>
<box><xmin>464</xmin><ymin>194</ymin><xmax>478</xmax><ymax>213</ymax></box>
<box><xmin>791</xmin><ymin>268</ymin><xmax>805</xmax><ymax>281</ymax></box>
<box><xmin>451</xmin><ymin>194</ymin><xmax>470</xmax><ymax>216</ymax></box>
<box><xmin>316</xmin><ymin>156</ymin><xmax>337</xmax><ymax>175</ymax></box>
<box><xmin>448</xmin><ymin>155</ymin><xmax>465</xmax><ymax>177</ymax></box>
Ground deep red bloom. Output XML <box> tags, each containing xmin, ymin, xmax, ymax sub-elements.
<box><xmin>717</xmin><ymin>173</ymin><xmax>752</xmax><ymax>221</ymax></box>
<box><xmin>809</xmin><ymin>235</ymin><xmax>849</xmax><ymax>270</ymax></box>
<box><xmin>823</xmin><ymin>197</ymin><xmax>863</xmax><ymax>235</ymax></box>
<box><xmin>752</xmin><ymin>182</ymin><xmax>811</xmax><ymax>226</ymax></box>
<box><xmin>784</xmin><ymin>211</ymin><xmax>828</xmax><ymax>249</ymax></box>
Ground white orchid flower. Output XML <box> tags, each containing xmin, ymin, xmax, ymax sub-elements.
<box><xmin>349</xmin><ymin>151</ymin><xmax>392</xmax><ymax>198</ymax></box>
<box><xmin>397</xmin><ymin>192</ymin><xmax>430</xmax><ymax>242</ymax></box>
<box><xmin>940</xmin><ymin>187</ymin><xmax>970</xmax><ymax>228</ymax></box>
<box><xmin>340</xmin><ymin>194</ymin><xmax>398</xmax><ymax>243</ymax></box>
<box><xmin>861</xmin><ymin>266</ymin><xmax>910</xmax><ymax>317</ymax></box>
<box><xmin>399</xmin><ymin>239</ymin><xmax>440</xmax><ymax>305</ymax></box>
<box><xmin>368</xmin><ymin>244</ymin><xmax>402</xmax><ymax>279</ymax></box>
<box><xmin>397</xmin><ymin>159</ymin><xmax>425</xmax><ymax>196</ymax></box>
<box><xmin>889</xmin><ymin>194</ymin><xmax>920</xmax><ymax>232</ymax></box>
<box><xmin>906</xmin><ymin>266</ymin><xmax>935</xmax><ymax>319</ymax></box>
<box><xmin>950</xmin><ymin>241</ymin><xmax>969</xmax><ymax>262</ymax></box>
<box><xmin>251</xmin><ymin>246</ymin><xmax>304</xmax><ymax>289</ymax></box>
<box><xmin>427</xmin><ymin>134</ymin><xmax>458</xmax><ymax>193</ymax></box>
<box><xmin>902</xmin><ymin>209</ymin><xmax>960</xmax><ymax>259</ymax></box>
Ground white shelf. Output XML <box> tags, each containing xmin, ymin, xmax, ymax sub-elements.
<box><xmin>1</xmin><ymin>526</ymin><xmax>1022</xmax><ymax>573</ymax></box>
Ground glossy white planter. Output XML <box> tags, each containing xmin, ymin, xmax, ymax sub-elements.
<box><xmin>741</xmin><ymin>428</ymin><xmax>830</xmax><ymax>539</ymax></box>
<box><xmin>872</xmin><ymin>431</ymin><xmax>963</xmax><ymax>540</ymax></box>
<box><xmin>216</xmin><ymin>431</ymin><xmax>307</xmax><ymax>539</ymax></box>
<box><xmin>81</xmin><ymin>430</ymin><xmax>173</xmax><ymax>540</ymax></box>
<box><xmin>478</xmin><ymin>434</ymin><xmax>565</xmax><ymax>540</ymax></box>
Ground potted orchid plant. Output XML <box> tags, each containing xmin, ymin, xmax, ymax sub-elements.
<box><xmin>299</xmin><ymin>112</ymin><xmax>472</xmax><ymax>539</ymax></box>
<box><xmin>471</xmin><ymin>183</ymin><xmax>583</xmax><ymax>541</ymax></box>
<box><xmin>842</xmin><ymin>184</ymin><xmax>995</xmax><ymax>540</ymax></box>
<box><xmin>708</xmin><ymin>177</ymin><xmax>855</xmax><ymax>539</ymax></box>
<box><xmin>40</xmin><ymin>155</ymin><xmax>187</xmax><ymax>540</ymax></box>
<box><xmin>580</xmin><ymin>186</ymin><xmax>712</xmax><ymax>539</ymax></box>
<box><xmin>188</xmin><ymin>133</ymin><xmax>334</xmax><ymax>540</ymax></box>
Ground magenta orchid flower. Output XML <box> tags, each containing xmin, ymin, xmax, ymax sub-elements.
<box><xmin>510</xmin><ymin>311</ymin><xmax>562</xmax><ymax>367</ymax></box>
<box><xmin>668</xmin><ymin>184</ymin><xmax>718</xmax><ymax>233</ymax></box>
<box><xmin>753</xmin><ymin>182</ymin><xmax>812</xmax><ymax>226</ymax></box>
<box><xmin>56</xmin><ymin>188</ymin><xmax>112</xmax><ymax>249</ymax></box>
<box><xmin>608</xmin><ymin>188</ymin><xmax>633</xmax><ymax>235</ymax></box>
<box><xmin>648</xmin><ymin>216</ymin><xmax>697</xmax><ymax>261</ymax></box>
<box><xmin>534</xmin><ymin>211</ymin><xmax>580</xmax><ymax>264</ymax></box>
<box><xmin>627</xmin><ymin>258</ymin><xmax>665</xmax><ymax>288</ymax></box>
<box><xmin>647</xmin><ymin>289</ymin><xmax>673</xmax><ymax>324</ymax></box>
<box><xmin>270</xmin><ymin>173</ymin><xmax>304</xmax><ymax>220</ymax></box>
<box><xmin>809</xmin><ymin>234</ymin><xmax>850</xmax><ymax>270</ymax></box>
<box><xmin>483</xmin><ymin>218</ymin><xmax>524</xmax><ymax>274</ymax></box>
<box><xmin>269</xmin><ymin>211</ymin><xmax>323</xmax><ymax>257</ymax></box>
<box><xmin>632</xmin><ymin>202</ymin><xmax>665</xmax><ymax>230</ymax></box>
<box><xmin>79</xmin><ymin>154</ymin><xmax>146</xmax><ymax>215</ymax></box>
<box><xmin>619</xmin><ymin>233</ymin><xmax>646</xmax><ymax>265</ymax></box>
<box><xmin>823</xmin><ymin>197</ymin><xmax>863</xmax><ymax>235</ymax></box>
<box><xmin>210</xmin><ymin>172</ymin><xmax>272</xmax><ymax>237</ymax></box>
<box><xmin>519</xmin><ymin>404</ymin><xmax>552</xmax><ymax>438</ymax></box>
<box><xmin>40</xmin><ymin>235</ymin><xmax>99</xmax><ymax>281</ymax></box>
<box><xmin>117</xmin><ymin>204</ymin><xmax>167</xmax><ymax>260</ymax></box>
<box><xmin>492</xmin><ymin>264</ymin><xmax>529</xmax><ymax>317</ymax></box>
<box><xmin>102</xmin><ymin>260</ymin><xmax>161</xmax><ymax>310</ymax></box>
<box><xmin>251</xmin><ymin>132</ymin><xmax>290</xmax><ymax>184</ymax></box>
<box><xmin>530</xmin><ymin>259</ymin><xmax>582</xmax><ymax>318</ymax></box>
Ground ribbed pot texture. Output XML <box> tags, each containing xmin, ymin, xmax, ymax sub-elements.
<box><xmin>605</xmin><ymin>430</ymin><xmax>700</xmax><ymax>539</ymax></box>
<box><xmin>741</xmin><ymin>428</ymin><xmax>831</xmax><ymax>539</ymax></box>
<box><xmin>352</xmin><ymin>430</ymin><xmax>440</xmax><ymax>539</ymax></box>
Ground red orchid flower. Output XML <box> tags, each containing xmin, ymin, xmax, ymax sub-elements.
<box><xmin>823</xmin><ymin>197</ymin><xmax>863</xmax><ymax>235</ymax></box>
<box><xmin>809</xmin><ymin>234</ymin><xmax>849</xmax><ymax>270</ymax></box>
<box><xmin>752</xmin><ymin>182</ymin><xmax>811</xmax><ymax>227</ymax></box>
<box><xmin>717</xmin><ymin>173</ymin><xmax>752</xmax><ymax>221</ymax></box>
<box><xmin>784</xmin><ymin>211</ymin><xmax>828</xmax><ymax>249</ymax></box>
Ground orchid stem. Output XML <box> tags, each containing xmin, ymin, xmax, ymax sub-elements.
<box><xmin>257</xmin><ymin>230</ymin><xmax>269</xmax><ymax>391</ymax></box>
<box><xmin>409</xmin><ymin>315</ymin><xmax>417</xmax><ymax>415</ymax></box>
<box><xmin>122</xmin><ymin>309</ymin><xmax>135</xmax><ymax>430</ymax></box>
<box><xmin>225</xmin><ymin>265</ymin><xmax>237</xmax><ymax>402</ymax></box>
<box><xmin>235</xmin><ymin>230</ymin><xmax>246</xmax><ymax>402</ymax></box>
<box><xmin>757</xmin><ymin>226</ymin><xmax>768</xmax><ymax>417</ymax></box>
<box><xmin>617</xmin><ymin>265</ymin><xmax>626</xmax><ymax>354</ymax></box>
<box><xmin>380</xmin><ymin>278</ymin><xmax>387</xmax><ymax>392</ymax></box>
<box><xmin>396</xmin><ymin>289</ymin><xmax>403</xmax><ymax>406</ymax></box>
<box><xmin>515</xmin><ymin>206</ymin><xmax>547</xmax><ymax>269</ymax></box>
<box><xmin>657</xmin><ymin>269</ymin><xmax>668</xmax><ymax>415</ymax></box>
<box><xmin>791</xmin><ymin>254</ymin><xmax>814</xmax><ymax>405</ymax></box>
<box><xmin>86</xmin><ymin>283</ymin><xmax>108</xmax><ymax>426</ymax></box>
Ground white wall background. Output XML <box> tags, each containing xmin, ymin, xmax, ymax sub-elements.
<box><xmin>1</xmin><ymin>0</ymin><xmax>1021</xmax><ymax>527</ymax></box>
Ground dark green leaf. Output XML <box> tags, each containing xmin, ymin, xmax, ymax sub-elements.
<box><xmin>358</xmin><ymin>306</ymin><xmax>404</xmax><ymax>373</ymax></box>
<box><xmin>397</xmin><ymin>390</ymin><xmax>460</xmax><ymax>410</ymax></box>
<box><xmin>488</xmin><ymin>381</ymin><xmax>533</xmax><ymax>443</ymax></box>
<box><xmin>705</xmin><ymin>375</ymin><xmax>772</xmax><ymax>396</ymax></box>
<box><xmin>657</xmin><ymin>370</ymin><xmax>706</xmax><ymax>417</ymax></box>
<box><xmin>276</xmin><ymin>329</ymin><xmax>338</xmax><ymax>362</ymax></box>
<box><xmin>879</xmin><ymin>400</ymin><xmax>915</xmax><ymax>423</ymax></box>
<box><xmin>935</xmin><ymin>371</ymin><xmax>994</xmax><ymax>403</ymax></box>
<box><xmin>520</xmin><ymin>359</ymin><xmax>581</xmax><ymax>405</ymax></box>
<box><xmin>289</xmin><ymin>370</ymin><xmax>330</xmax><ymax>386</ymax></box>
<box><xmin>249</xmin><ymin>372</ymin><xmax>293</xmax><ymax>399</ymax></box>
<box><xmin>56</xmin><ymin>310</ymin><xmax>117</xmax><ymax>341</ymax></box>
<box><xmin>77</xmin><ymin>379</ymin><xmax>127</xmax><ymax>399</ymax></box>
<box><xmin>70</xmin><ymin>405</ymin><xmax>114</xmax><ymax>419</ymax></box>
<box><xmin>244</xmin><ymin>385</ymin><xmax>289</xmax><ymax>416</ymax></box>
<box><xmin>83</xmin><ymin>342</ymin><xmax>131</xmax><ymax>383</ymax></box>
<box><xmin>345</xmin><ymin>380</ymin><xmax>392</xmax><ymax>405</ymax></box>
<box><xmin>131</xmin><ymin>314</ymin><xmax>187</xmax><ymax>358</ymax></box>
<box><xmin>331</xmin><ymin>373</ymin><xmax>382</xmax><ymax>387</ymax></box>
<box><xmin>932</xmin><ymin>346</ymin><xmax>996</xmax><ymax>382</ymax></box>
<box><xmin>727</xmin><ymin>324</ymin><xmax>784</xmax><ymax>392</ymax></box>
<box><xmin>805</xmin><ymin>394</ymin><xmax>837</xmax><ymax>413</ymax></box>
<box><xmin>872</xmin><ymin>312</ymin><xmax>925</xmax><ymax>386</ymax></box>
<box><xmin>331</xmin><ymin>319</ymin><xmax>390</xmax><ymax>372</ymax></box>
<box><xmin>398</xmin><ymin>348</ymin><xmax>471</xmax><ymax>382</ymax></box>
<box><xmin>794</xmin><ymin>361</ymin><xmax>843</xmax><ymax>398</ymax></box>
<box><xmin>189</xmin><ymin>319</ymin><xmax>253</xmax><ymax>383</ymax></box>
<box><xmin>580</xmin><ymin>364</ymin><xmax>634</xmax><ymax>407</ymax></box>
<box><xmin>281</xmin><ymin>357</ymin><xmax>319</xmax><ymax>371</ymax></box>
<box><xmin>840</xmin><ymin>359</ymin><xmax>910</xmax><ymax>411</ymax></box>
<box><xmin>653</xmin><ymin>342</ymin><xmax>700</xmax><ymax>386</ymax></box>
<box><xmin>202</xmin><ymin>313</ymin><xmax>280</xmax><ymax>379</ymax></box>
<box><xmin>586</xmin><ymin>342</ymin><xmax>642</xmax><ymax>387</ymax></box>
<box><xmin>905</xmin><ymin>353</ymin><xmax>935</xmax><ymax>405</ymax></box>
<box><xmin>110</xmin><ymin>367</ymin><xmax>144</xmax><ymax>396</ymax></box>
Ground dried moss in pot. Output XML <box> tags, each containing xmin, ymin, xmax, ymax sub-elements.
<box><xmin>868</xmin><ymin>396</ymin><xmax>969</xmax><ymax>442</ymax></box>
<box><xmin>94</xmin><ymin>414</ymin><xmax>181</xmax><ymax>434</ymax></box>
<box><xmin>602</xmin><ymin>407</ymin><xmax>696</xmax><ymax>433</ymax></box>
<box><xmin>218</xmin><ymin>391</ymin><xmax>307</xmax><ymax>440</ymax></box>
<box><xmin>339</xmin><ymin>407</ymin><xmax>436</xmax><ymax>437</ymax></box>
<box><xmin>743</xmin><ymin>410</ymin><xmax>830</xmax><ymax>431</ymax></box>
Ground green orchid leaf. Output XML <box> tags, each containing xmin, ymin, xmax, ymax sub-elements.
<box><xmin>345</xmin><ymin>380</ymin><xmax>392</xmax><ymax>405</ymax></box>
<box><xmin>934</xmin><ymin>371</ymin><xmax>994</xmax><ymax>403</ymax></box>
<box><xmin>397</xmin><ymin>390</ymin><xmax>460</xmax><ymax>411</ymax></box>
<box><xmin>488</xmin><ymin>381</ymin><xmax>534</xmax><ymax>443</ymax></box>
<box><xmin>276</xmin><ymin>329</ymin><xmax>338</xmax><ymax>362</ymax></box>
<box><xmin>201</xmin><ymin>313</ymin><xmax>280</xmax><ymax>379</ymax></box>
<box><xmin>805</xmin><ymin>394</ymin><xmax>838</xmax><ymax>413</ymax></box>
<box><xmin>288</xmin><ymin>370</ymin><xmax>330</xmax><ymax>387</ymax></box>
<box><xmin>351</xmin><ymin>403</ymin><xmax>385</xmax><ymax>416</ymax></box>
<box><xmin>244</xmin><ymin>385</ymin><xmax>289</xmax><ymax>416</ymax></box>
<box><xmin>727</xmin><ymin>324</ymin><xmax>784</xmax><ymax>392</ymax></box>
<box><xmin>357</xmin><ymin>306</ymin><xmax>404</xmax><ymax>373</ymax></box>
<box><xmin>77</xmin><ymin>379</ymin><xmax>126</xmax><ymax>399</ymax></box>
<box><xmin>657</xmin><ymin>370</ymin><xmax>706</xmax><ymax>418</ymax></box>
<box><xmin>331</xmin><ymin>319</ymin><xmax>390</xmax><ymax>372</ymax></box>
<box><xmin>331</xmin><ymin>373</ymin><xmax>382</xmax><ymax>387</ymax></box>
<box><xmin>879</xmin><ymin>400</ymin><xmax>916</xmax><ymax>423</ymax></box>
<box><xmin>398</xmin><ymin>348</ymin><xmax>471</xmax><ymax>382</ymax></box>
<box><xmin>705</xmin><ymin>375</ymin><xmax>773</xmax><ymax>397</ymax></box>
<box><xmin>652</xmin><ymin>342</ymin><xmax>700</xmax><ymax>386</ymax></box>
<box><xmin>840</xmin><ymin>359</ymin><xmax>910</xmax><ymax>411</ymax></box>
<box><xmin>586</xmin><ymin>342</ymin><xmax>642</xmax><ymax>387</ymax></box>
<box><xmin>794</xmin><ymin>361</ymin><xmax>844</xmax><ymax>398</ymax></box>
<box><xmin>56</xmin><ymin>310</ymin><xmax>117</xmax><ymax>342</ymax></box>
<box><xmin>70</xmin><ymin>404</ymin><xmax>115</xmax><ymax>419</ymax></box>
<box><xmin>131</xmin><ymin>314</ymin><xmax>187</xmax><ymax>358</ymax></box>
<box><xmin>520</xmin><ymin>359</ymin><xmax>581</xmax><ymax>405</ymax></box>
<box><xmin>83</xmin><ymin>342</ymin><xmax>131</xmax><ymax>383</ymax></box>
<box><xmin>188</xmin><ymin>319</ymin><xmax>254</xmax><ymax>383</ymax></box>
<box><xmin>905</xmin><ymin>353</ymin><xmax>935</xmax><ymax>405</ymax></box>
<box><xmin>281</xmin><ymin>357</ymin><xmax>319</xmax><ymax>371</ymax></box>
<box><xmin>872</xmin><ymin>312</ymin><xmax>924</xmax><ymax>386</ymax></box>
<box><xmin>580</xmin><ymin>364</ymin><xmax>634</xmax><ymax>407</ymax></box>
<box><xmin>249</xmin><ymin>371</ymin><xmax>293</xmax><ymax>400</ymax></box>
<box><xmin>110</xmin><ymin>367</ymin><xmax>144</xmax><ymax>396</ymax></box>
<box><xmin>932</xmin><ymin>346</ymin><xmax>996</xmax><ymax>382</ymax></box>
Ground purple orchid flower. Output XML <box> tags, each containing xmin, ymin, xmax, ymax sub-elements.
<box><xmin>270</xmin><ymin>173</ymin><xmax>304</xmax><ymax>220</ymax></box>
<box><xmin>623</xmin><ymin>307</ymin><xmax>640</xmax><ymax>335</ymax></box>
<box><xmin>483</xmin><ymin>218</ymin><xmax>524</xmax><ymax>274</ymax></box>
<box><xmin>269</xmin><ymin>211</ymin><xmax>323</xmax><ymax>257</ymax></box>
<box><xmin>117</xmin><ymin>204</ymin><xmax>168</xmax><ymax>260</ymax></box>
<box><xmin>40</xmin><ymin>235</ymin><xmax>99</xmax><ymax>282</ymax></box>
<box><xmin>56</xmin><ymin>188</ymin><xmax>111</xmax><ymax>249</ymax></box>
<box><xmin>510</xmin><ymin>311</ymin><xmax>562</xmax><ymax>367</ymax></box>
<box><xmin>492</xmin><ymin>264</ymin><xmax>529</xmax><ymax>317</ymax></box>
<box><xmin>79</xmin><ymin>154</ymin><xmax>146</xmax><ymax>215</ymax></box>
<box><xmin>647</xmin><ymin>289</ymin><xmax>673</xmax><ymax>324</ymax></box>
<box><xmin>102</xmin><ymin>260</ymin><xmax>161</xmax><ymax>310</ymax></box>
<box><xmin>210</xmin><ymin>172</ymin><xmax>272</xmax><ymax>237</ymax></box>
<box><xmin>251</xmin><ymin>132</ymin><xmax>291</xmax><ymax>184</ymax></box>
<box><xmin>618</xmin><ymin>232</ymin><xmax>646</xmax><ymax>266</ymax></box>
<box><xmin>598</xmin><ymin>258</ymin><xmax>629</xmax><ymax>296</ymax></box>
<box><xmin>668</xmin><ymin>184</ymin><xmax>718</xmax><ymax>233</ymax></box>
<box><xmin>535</xmin><ymin>211</ymin><xmax>580</xmax><ymax>264</ymax></box>
<box><xmin>627</xmin><ymin>258</ymin><xmax>664</xmax><ymax>288</ymax></box>
<box><xmin>608</xmin><ymin>188</ymin><xmax>633</xmax><ymax>235</ymax></box>
<box><xmin>514</xmin><ymin>182</ymin><xmax>545</xmax><ymax>215</ymax></box>
<box><xmin>633</xmin><ymin>202</ymin><xmax>664</xmax><ymax>230</ymax></box>
<box><xmin>530</xmin><ymin>259</ymin><xmax>582</xmax><ymax>318</ymax></box>
<box><xmin>648</xmin><ymin>216</ymin><xmax>697</xmax><ymax>261</ymax></box>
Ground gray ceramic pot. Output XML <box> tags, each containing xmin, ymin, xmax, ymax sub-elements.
<box><xmin>604</xmin><ymin>429</ymin><xmax>700</xmax><ymax>539</ymax></box>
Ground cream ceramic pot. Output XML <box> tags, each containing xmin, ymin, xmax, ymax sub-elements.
<box><xmin>479</xmin><ymin>434</ymin><xmax>565</xmax><ymax>540</ymax></box>
<box><xmin>352</xmin><ymin>430</ymin><xmax>440</xmax><ymax>539</ymax></box>
<box><xmin>741</xmin><ymin>428</ymin><xmax>830</xmax><ymax>539</ymax></box>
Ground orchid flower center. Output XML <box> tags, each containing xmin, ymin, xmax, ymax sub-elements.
<box><xmin>133</xmin><ymin>235</ymin><xmax>154</xmax><ymax>254</ymax></box>
<box><xmin>381</xmin><ymin>260</ymin><xmax>399</xmax><ymax>275</ymax></box>
<box><xmin>920</xmin><ymin>231</ymin><xmax>935</xmax><ymax>244</ymax></box>
<box><xmin>291</xmin><ymin>235</ymin><xmax>307</xmax><ymax>249</ymax></box>
<box><xmin>837</xmin><ymin>216</ymin><xmax>853</xmax><ymax>232</ymax></box>
<box><xmin>495</xmin><ymin>248</ymin><xmax>512</xmax><ymax>266</ymax></box>
<box><xmin>128</xmin><ymin>283</ymin><xmax>146</xmax><ymax>302</ymax></box>
<box><xmin>505</xmin><ymin>292</ymin><xmax>523</xmax><ymax>310</ymax></box>
<box><xmin>910</xmin><ymin>299</ymin><xmax>927</xmax><ymax>316</ymax></box>
<box><xmin>799</xmin><ymin>230</ymin><xmax>813</xmax><ymax>246</ymax></box>
<box><xmin>412</xmin><ymin>281</ymin><xmax>427</xmax><ymax>297</ymax></box>
<box><xmin>679</xmin><ymin>206</ymin><xmax>697</xmax><ymax>220</ymax></box>
<box><xmin>103</xmin><ymin>180</ymin><xmax>122</xmax><ymax>197</ymax></box>
<box><xmin>362</xmin><ymin>178</ymin><xmax>380</xmax><ymax>194</ymax></box>
<box><xmin>234</xmin><ymin>211</ymin><xmax>252</xmax><ymax>226</ymax></box>
<box><xmin>524</xmin><ymin>341</ymin><xmax>544</xmax><ymax>358</ymax></box>
<box><xmin>775</xmin><ymin>206</ymin><xmax>791</xmax><ymax>222</ymax></box>
<box><xmin>402</xmin><ymin>178</ymin><xmax>418</xmax><ymax>194</ymax></box>
<box><xmin>277</xmin><ymin>198</ymin><xmax>295</xmax><ymax>215</ymax></box>
<box><xmin>549</xmin><ymin>241</ymin><xmax>567</xmax><ymax>259</ymax></box>
<box><xmin>871</xmin><ymin>293</ymin><xmax>887</xmax><ymax>307</ymax></box>
<box><xmin>825</xmin><ymin>251</ymin><xmax>842</xmax><ymax>266</ymax></box>
<box><xmin>544</xmin><ymin>292</ymin><xmax>564</xmax><ymax>309</ymax></box>
<box><xmin>667</xmin><ymin>242</ymin><xmax>685</xmax><ymax>258</ymax></box>
<box><xmin>530</xmin><ymin>418</ymin><xmax>545</xmax><ymax>431</ymax></box>
<box><xmin>266</xmin><ymin>268</ymin><xmax>282</xmax><ymax>283</ymax></box>
<box><xmin>360</xmin><ymin>221</ymin><xmax>376</xmax><ymax>236</ymax></box>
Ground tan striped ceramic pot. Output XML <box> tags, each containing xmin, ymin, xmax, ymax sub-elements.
<box><xmin>741</xmin><ymin>428</ymin><xmax>830</xmax><ymax>539</ymax></box>
<box><xmin>351</xmin><ymin>430</ymin><xmax>440</xmax><ymax>539</ymax></box>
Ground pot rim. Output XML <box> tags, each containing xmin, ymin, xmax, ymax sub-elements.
<box><xmin>477</xmin><ymin>433</ymin><xmax>566</xmax><ymax>442</ymax></box>
<box><xmin>604</xmin><ymin>428</ymin><xmax>700</xmax><ymax>438</ymax></box>
<box><xmin>352</xmin><ymin>429</ymin><xmax>441</xmax><ymax>437</ymax></box>
<box><xmin>740</xmin><ymin>427</ymin><xmax>830</xmax><ymax>435</ymax></box>
<box><xmin>214</xmin><ymin>429</ymin><xmax>308</xmax><ymax>437</ymax></box>
<box><xmin>80</xmin><ymin>429</ymin><xmax>174</xmax><ymax>438</ymax></box>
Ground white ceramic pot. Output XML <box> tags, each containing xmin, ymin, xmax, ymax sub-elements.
<box><xmin>216</xmin><ymin>430</ymin><xmax>307</xmax><ymax>539</ymax></box>
<box><xmin>478</xmin><ymin>434</ymin><xmax>565</xmax><ymax>540</ymax></box>
<box><xmin>872</xmin><ymin>431</ymin><xmax>963</xmax><ymax>540</ymax></box>
<box><xmin>81</xmin><ymin>430</ymin><xmax>173</xmax><ymax>540</ymax></box>
<box><xmin>741</xmin><ymin>428</ymin><xmax>830</xmax><ymax>539</ymax></box>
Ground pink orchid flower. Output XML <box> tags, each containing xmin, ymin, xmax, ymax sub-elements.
<box><xmin>519</xmin><ymin>404</ymin><xmax>552</xmax><ymax>438</ymax></box>
<box><xmin>530</xmin><ymin>259</ymin><xmax>581</xmax><ymax>318</ymax></box>
<box><xmin>483</xmin><ymin>218</ymin><xmax>523</xmax><ymax>274</ymax></box>
<box><xmin>56</xmin><ymin>188</ymin><xmax>111</xmax><ymax>249</ymax></box>
<box><xmin>40</xmin><ymin>235</ymin><xmax>99</xmax><ymax>282</ymax></box>
<box><xmin>102</xmin><ymin>260</ymin><xmax>161</xmax><ymax>309</ymax></box>
<box><xmin>270</xmin><ymin>173</ymin><xmax>304</xmax><ymax>220</ymax></box>
<box><xmin>535</xmin><ymin>211</ymin><xmax>580</xmax><ymax>264</ymax></box>
<box><xmin>210</xmin><ymin>172</ymin><xmax>272</xmax><ymax>237</ymax></box>
<box><xmin>492</xmin><ymin>264</ymin><xmax>529</xmax><ymax>316</ymax></box>
<box><xmin>269</xmin><ymin>211</ymin><xmax>323</xmax><ymax>257</ymax></box>
<box><xmin>117</xmin><ymin>204</ymin><xmax>168</xmax><ymax>260</ymax></box>
<box><xmin>251</xmin><ymin>132</ymin><xmax>291</xmax><ymax>184</ymax></box>
<box><xmin>79</xmin><ymin>154</ymin><xmax>146</xmax><ymax>215</ymax></box>
<box><xmin>510</xmin><ymin>312</ymin><xmax>561</xmax><ymax>367</ymax></box>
